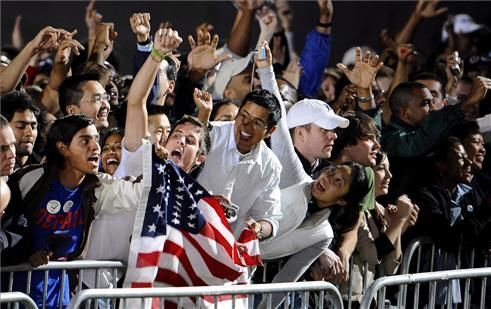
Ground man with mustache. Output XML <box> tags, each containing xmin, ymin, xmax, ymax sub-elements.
<box><xmin>1</xmin><ymin>91</ymin><xmax>41</xmax><ymax>170</ymax></box>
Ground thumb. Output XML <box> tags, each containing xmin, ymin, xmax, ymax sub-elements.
<box><xmin>216</xmin><ymin>53</ymin><xmax>232</xmax><ymax>64</ymax></box>
<box><xmin>336</xmin><ymin>63</ymin><xmax>350</xmax><ymax>76</ymax></box>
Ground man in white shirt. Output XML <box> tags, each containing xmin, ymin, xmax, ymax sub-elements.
<box><xmin>197</xmin><ymin>89</ymin><xmax>282</xmax><ymax>240</ymax></box>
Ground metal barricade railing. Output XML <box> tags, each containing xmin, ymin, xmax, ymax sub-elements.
<box><xmin>360</xmin><ymin>267</ymin><xmax>491</xmax><ymax>309</ymax></box>
<box><xmin>0</xmin><ymin>292</ymin><xmax>38</xmax><ymax>309</ymax></box>
<box><xmin>68</xmin><ymin>281</ymin><xmax>343</xmax><ymax>309</ymax></box>
<box><xmin>1</xmin><ymin>260</ymin><xmax>125</xmax><ymax>309</ymax></box>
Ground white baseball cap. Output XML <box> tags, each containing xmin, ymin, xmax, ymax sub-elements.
<box><xmin>287</xmin><ymin>99</ymin><xmax>349</xmax><ymax>130</ymax></box>
<box><xmin>442</xmin><ymin>14</ymin><xmax>486</xmax><ymax>42</ymax></box>
<box><xmin>211</xmin><ymin>51</ymin><xmax>254</xmax><ymax>100</ymax></box>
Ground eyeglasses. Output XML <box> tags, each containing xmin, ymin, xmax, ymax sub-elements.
<box><xmin>236</xmin><ymin>111</ymin><xmax>268</xmax><ymax>130</ymax></box>
<box><xmin>82</xmin><ymin>93</ymin><xmax>110</xmax><ymax>104</ymax></box>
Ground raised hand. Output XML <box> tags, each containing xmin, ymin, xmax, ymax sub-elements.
<box><xmin>95</xmin><ymin>22</ymin><xmax>117</xmax><ymax>48</ymax></box>
<box><xmin>317</xmin><ymin>0</ymin><xmax>333</xmax><ymax>20</ymax></box>
<box><xmin>255</xmin><ymin>40</ymin><xmax>272</xmax><ymax>69</ymax></box>
<box><xmin>396</xmin><ymin>43</ymin><xmax>415</xmax><ymax>63</ymax></box>
<box><xmin>187</xmin><ymin>31</ymin><xmax>231</xmax><ymax>72</ymax></box>
<box><xmin>12</xmin><ymin>15</ymin><xmax>23</xmax><ymax>49</ymax></box>
<box><xmin>153</xmin><ymin>28</ymin><xmax>182</xmax><ymax>56</ymax></box>
<box><xmin>337</xmin><ymin>47</ymin><xmax>384</xmax><ymax>90</ymax></box>
<box><xmin>130</xmin><ymin>12</ymin><xmax>151</xmax><ymax>42</ymax></box>
<box><xmin>415</xmin><ymin>0</ymin><xmax>448</xmax><ymax>19</ymax></box>
<box><xmin>257</xmin><ymin>5</ymin><xmax>278</xmax><ymax>37</ymax></box>
<box><xmin>85</xmin><ymin>0</ymin><xmax>102</xmax><ymax>30</ymax></box>
<box><xmin>193</xmin><ymin>88</ymin><xmax>213</xmax><ymax>113</ymax></box>
<box><xmin>282</xmin><ymin>59</ymin><xmax>302</xmax><ymax>89</ymax></box>
<box><xmin>235</xmin><ymin>0</ymin><xmax>265</xmax><ymax>11</ymax></box>
<box><xmin>30</xmin><ymin>26</ymin><xmax>71</xmax><ymax>55</ymax></box>
<box><xmin>54</xmin><ymin>30</ymin><xmax>85</xmax><ymax>65</ymax></box>
<box><xmin>276</xmin><ymin>0</ymin><xmax>293</xmax><ymax>31</ymax></box>
<box><xmin>462</xmin><ymin>76</ymin><xmax>491</xmax><ymax>108</ymax></box>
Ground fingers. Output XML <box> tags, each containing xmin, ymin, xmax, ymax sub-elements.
<box><xmin>211</xmin><ymin>34</ymin><xmax>219</xmax><ymax>50</ymax></box>
<box><xmin>355</xmin><ymin>46</ymin><xmax>362</xmax><ymax>62</ymax></box>
<box><xmin>216</xmin><ymin>53</ymin><xmax>233</xmax><ymax>64</ymax></box>
<box><xmin>336</xmin><ymin>63</ymin><xmax>350</xmax><ymax>76</ymax></box>
<box><xmin>188</xmin><ymin>35</ymin><xmax>197</xmax><ymax>50</ymax></box>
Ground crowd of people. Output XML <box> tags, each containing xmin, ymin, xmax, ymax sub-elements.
<box><xmin>1</xmin><ymin>0</ymin><xmax>491</xmax><ymax>308</ymax></box>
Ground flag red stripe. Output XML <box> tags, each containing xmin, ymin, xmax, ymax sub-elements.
<box><xmin>131</xmin><ymin>282</ymin><xmax>153</xmax><ymax>288</ymax></box>
<box><xmin>198</xmin><ymin>222</ymin><xmax>234</xmax><ymax>259</ymax></box>
<box><xmin>160</xmin><ymin>240</ymin><xmax>208</xmax><ymax>286</ymax></box>
<box><xmin>182</xmin><ymin>230</ymin><xmax>243</xmax><ymax>281</ymax></box>
<box><xmin>136</xmin><ymin>251</ymin><xmax>162</xmax><ymax>267</ymax></box>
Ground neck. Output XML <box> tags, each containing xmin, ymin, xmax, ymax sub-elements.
<box><xmin>16</xmin><ymin>155</ymin><xmax>29</xmax><ymax>167</ymax></box>
<box><xmin>58</xmin><ymin>167</ymin><xmax>86</xmax><ymax>190</ymax></box>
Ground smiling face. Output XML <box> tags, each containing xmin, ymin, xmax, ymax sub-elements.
<box><xmin>59</xmin><ymin>125</ymin><xmax>100</xmax><ymax>175</ymax></box>
<box><xmin>77</xmin><ymin>81</ymin><xmax>110</xmax><ymax>131</ymax></box>
<box><xmin>148</xmin><ymin>113</ymin><xmax>171</xmax><ymax>146</ymax></box>
<box><xmin>441</xmin><ymin>143</ymin><xmax>473</xmax><ymax>185</ymax></box>
<box><xmin>462</xmin><ymin>133</ymin><xmax>486</xmax><ymax>173</ymax></box>
<box><xmin>234</xmin><ymin>102</ymin><xmax>275</xmax><ymax>154</ymax></box>
<box><xmin>343</xmin><ymin>134</ymin><xmax>381</xmax><ymax>167</ymax></box>
<box><xmin>10</xmin><ymin>109</ymin><xmax>38</xmax><ymax>158</ymax></box>
<box><xmin>101</xmin><ymin>133</ymin><xmax>123</xmax><ymax>175</ymax></box>
<box><xmin>373</xmin><ymin>155</ymin><xmax>392</xmax><ymax>197</ymax></box>
<box><xmin>311</xmin><ymin>165</ymin><xmax>353</xmax><ymax>208</ymax></box>
<box><xmin>165</xmin><ymin>122</ymin><xmax>204</xmax><ymax>172</ymax></box>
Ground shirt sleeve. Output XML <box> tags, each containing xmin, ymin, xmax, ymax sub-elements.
<box><xmin>113</xmin><ymin>138</ymin><xmax>146</xmax><ymax>178</ymax></box>
<box><xmin>298</xmin><ymin>30</ymin><xmax>332</xmax><ymax>98</ymax></box>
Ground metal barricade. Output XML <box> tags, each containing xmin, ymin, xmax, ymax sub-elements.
<box><xmin>1</xmin><ymin>260</ymin><xmax>125</xmax><ymax>309</ymax></box>
<box><xmin>68</xmin><ymin>281</ymin><xmax>344</xmax><ymax>309</ymax></box>
<box><xmin>360</xmin><ymin>267</ymin><xmax>491</xmax><ymax>309</ymax></box>
<box><xmin>0</xmin><ymin>292</ymin><xmax>38</xmax><ymax>309</ymax></box>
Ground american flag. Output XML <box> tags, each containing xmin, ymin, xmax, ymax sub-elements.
<box><xmin>124</xmin><ymin>147</ymin><xmax>261</xmax><ymax>307</ymax></box>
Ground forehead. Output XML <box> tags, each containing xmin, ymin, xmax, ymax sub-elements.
<box><xmin>172</xmin><ymin>122</ymin><xmax>202</xmax><ymax>136</ymax></box>
<box><xmin>414</xmin><ymin>87</ymin><xmax>433</xmax><ymax>99</ymax></box>
<box><xmin>11</xmin><ymin>109</ymin><xmax>37</xmax><ymax>121</ymax></box>
<box><xmin>73</xmin><ymin>125</ymin><xmax>98</xmax><ymax>138</ymax></box>
<box><xmin>149</xmin><ymin>114</ymin><xmax>170</xmax><ymax>127</ymax></box>
<box><xmin>240</xmin><ymin>101</ymin><xmax>270</xmax><ymax>120</ymax></box>
<box><xmin>104</xmin><ymin>133</ymin><xmax>123</xmax><ymax>145</ymax></box>
<box><xmin>0</xmin><ymin>126</ymin><xmax>15</xmax><ymax>143</ymax></box>
<box><xmin>416</xmin><ymin>79</ymin><xmax>442</xmax><ymax>92</ymax></box>
<box><xmin>82</xmin><ymin>80</ymin><xmax>105</xmax><ymax>95</ymax></box>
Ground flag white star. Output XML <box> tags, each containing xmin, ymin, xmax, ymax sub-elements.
<box><xmin>176</xmin><ymin>186</ymin><xmax>185</xmax><ymax>192</ymax></box>
<box><xmin>148</xmin><ymin>223</ymin><xmax>156</xmax><ymax>233</ymax></box>
<box><xmin>173</xmin><ymin>211</ymin><xmax>180</xmax><ymax>218</ymax></box>
<box><xmin>156</xmin><ymin>185</ymin><xmax>165</xmax><ymax>194</ymax></box>
<box><xmin>187</xmin><ymin>222</ymin><xmax>195</xmax><ymax>228</ymax></box>
<box><xmin>172</xmin><ymin>218</ymin><xmax>180</xmax><ymax>225</ymax></box>
<box><xmin>157</xmin><ymin>164</ymin><xmax>166</xmax><ymax>174</ymax></box>
<box><xmin>187</xmin><ymin>183</ymin><xmax>194</xmax><ymax>190</ymax></box>
<box><xmin>190</xmin><ymin>203</ymin><xmax>197</xmax><ymax>210</ymax></box>
<box><xmin>195</xmin><ymin>190</ymin><xmax>203</xmax><ymax>196</ymax></box>
<box><xmin>188</xmin><ymin>213</ymin><xmax>197</xmax><ymax>220</ymax></box>
<box><xmin>152</xmin><ymin>204</ymin><xmax>161</xmax><ymax>213</ymax></box>
<box><xmin>176</xmin><ymin>194</ymin><xmax>184</xmax><ymax>200</ymax></box>
<box><xmin>177</xmin><ymin>177</ymin><xmax>184</xmax><ymax>184</ymax></box>
<box><xmin>157</xmin><ymin>209</ymin><xmax>165</xmax><ymax>218</ymax></box>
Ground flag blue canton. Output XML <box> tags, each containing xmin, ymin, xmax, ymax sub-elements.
<box><xmin>141</xmin><ymin>155</ymin><xmax>208</xmax><ymax>238</ymax></box>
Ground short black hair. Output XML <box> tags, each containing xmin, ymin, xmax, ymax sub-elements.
<box><xmin>59</xmin><ymin>73</ymin><xmax>100</xmax><ymax>114</ymax></box>
<box><xmin>389</xmin><ymin>82</ymin><xmax>428</xmax><ymax>117</ymax></box>
<box><xmin>99</xmin><ymin>127</ymin><xmax>124</xmax><ymax>149</ymax></box>
<box><xmin>430</xmin><ymin>136</ymin><xmax>463</xmax><ymax>163</ymax></box>
<box><xmin>1</xmin><ymin>91</ymin><xmax>40</xmax><ymax>121</ymax></box>
<box><xmin>451</xmin><ymin>121</ymin><xmax>481</xmax><ymax>141</ymax></box>
<box><xmin>240</xmin><ymin>89</ymin><xmax>281</xmax><ymax>128</ymax></box>
<box><xmin>46</xmin><ymin>114</ymin><xmax>94</xmax><ymax>169</ymax></box>
<box><xmin>331</xmin><ymin>111</ymin><xmax>380</xmax><ymax>161</ymax></box>
<box><xmin>412</xmin><ymin>72</ymin><xmax>445</xmax><ymax>97</ymax></box>
<box><xmin>211</xmin><ymin>99</ymin><xmax>240</xmax><ymax>121</ymax></box>
<box><xmin>147</xmin><ymin>105</ymin><xmax>168</xmax><ymax>117</ymax></box>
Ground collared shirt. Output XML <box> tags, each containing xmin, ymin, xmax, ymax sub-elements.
<box><xmin>197</xmin><ymin>121</ymin><xmax>282</xmax><ymax>238</ymax></box>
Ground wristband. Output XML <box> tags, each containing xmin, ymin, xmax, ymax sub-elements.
<box><xmin>150</xmin><ymin>46</ymin><xmax>168</xmax><ymax>62</ymax></box>
<box><xmin>317</xmin><ymin>21</ymin><xmax>332</xmax><ymax>29</ymax></box>
<box><xmin>355</xmin><ymin>94</ymin><xmax>374</xmax><ymax>104</ymax></box>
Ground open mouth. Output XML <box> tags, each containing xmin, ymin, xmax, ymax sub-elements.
<box><xmin>88</xmin><ymin>154</ymin><xmax>100</xmax><ymax>167</ymax></box>
<box><xmin>170</xmin><ymin>149</ymin><xmax>182</xmax><ymax>161</ymax></box>
<box><xmin>239</xmin><ymin>130</ymin><xmax>251</xmax><ymax>141</ymax></box>
<box><xmin>98</xmin><ymin>108</ymin><xmax>109</xmax><ymax>119</ymax></box>
<box><xmin>106</xmin><ymin>158</ymin><xmax>119</xmax><ymax>166</ymax></box>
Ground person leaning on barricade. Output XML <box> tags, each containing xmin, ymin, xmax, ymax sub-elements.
<box><xmin>0</xmin><ymin>114</ymin><xmax>161</xmax><ymax>309</ymax></box>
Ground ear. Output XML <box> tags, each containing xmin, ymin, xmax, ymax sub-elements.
<box><xmin>195</xmin><ymin>153</ymin><xmax>206</xmax><ymax>166</ymax></box>
<box><xmin>223</xmin><ymin>88</ymin><xmax>235</xmax><ymax>100</ymax></box>
<box><xmin>56</xmin><ymin>141</ymin><xmax>68</xmax><ymax>156</ymax></box>
<box><xmin>66</xmin><ymin>104</ymin><xmax>79</xmax><ymax>115</ymax></box>
<box><xmin>168</xmin><ymin>80</ymin><xmax>176</xmax><ymax>94</ymax></box>
<box><xmin>265</xmin><ymin>125</ymin><xmax>277</xmax><ymax>139</ymax></box>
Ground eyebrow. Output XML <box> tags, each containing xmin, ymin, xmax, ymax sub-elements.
<box><xmin>241</xmin><ymin>110</ymin><xmax>266</xmax><ymax>123</ymax></box>
<box><xmin>15</xmin><ymin>120</ymin><xmax>37</xmax><ymax>124</ymax></box>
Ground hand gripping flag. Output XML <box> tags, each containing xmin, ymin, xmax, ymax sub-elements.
<box><xmin>124</xmin><ymin>146</ymin><xmax>262</xmax><ymax>308</ymax></box>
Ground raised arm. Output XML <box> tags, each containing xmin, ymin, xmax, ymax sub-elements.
<box><xmin>0</xmin><ymin>26</ymin><xmax>69</xmax><ymax>95</ymax></box>
<box><xmin>227</xmin><ymin>0</ymin><xmax>263</xmax><ymax>57</ymax></box>
<box><xmin>124</xmin><ymin>28</ymin><xmax>182</xmax><ymax>151</ymax></box>
<box><xmin>395</xmin><ymin>0</ymin><xmax>447</xmax><ymax>44</ymax></box>
<box><xmin>256</xmin><ymin>41</ymin><xmax>310</xmax><ymax>188</ymax></box>
<box><xmin>40</xmin><ymin>32</ymin><xmax>84</xmax><ymax>114</ymax></box>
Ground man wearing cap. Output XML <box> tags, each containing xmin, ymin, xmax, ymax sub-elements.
<box><xmin>287</xmin><ymin>98</ymin><xmax>349</xmax><ymax>177</ymax></box>
<box><xmin>211</xmin><ymin>51</ymin><xmax>261</xmax><ymax>101</ymax></box>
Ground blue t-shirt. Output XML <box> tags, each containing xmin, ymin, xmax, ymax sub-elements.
<box><xmin>14</xmin><ymin>181</ymin><xmax>85</xmax><ymax>309</ymax></box>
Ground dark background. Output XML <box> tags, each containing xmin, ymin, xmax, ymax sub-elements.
<box><xmin>2</xmin><ymin>1</ymin><xmax>490</xmax><ymax>75</ymax></box>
